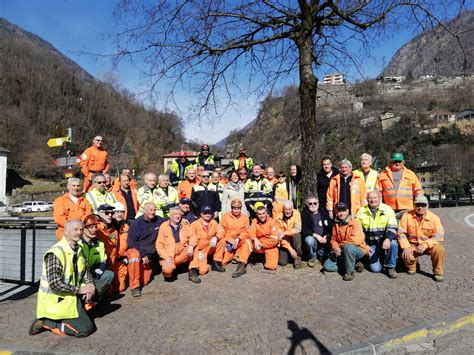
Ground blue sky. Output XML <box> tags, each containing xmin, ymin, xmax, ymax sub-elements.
<box><xmin>1</xmin><ymin>0</ymin><xmax>472</xmax><ymax>143</ymax></box>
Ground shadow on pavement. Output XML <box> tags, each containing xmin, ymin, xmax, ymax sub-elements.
<box><xmin>90</xmin><ymin>302</ymin><xmax>122</xmax><ymax>319</ymax></box>
<box><xmin>287</xmin><ymin>320</ymin><xmax>331</xmax><ymax>355</ymax></box>
<box><xmin>0</xmin><ymin>283</ymin><xmax>38</xmax><ymax>302</ymax></box>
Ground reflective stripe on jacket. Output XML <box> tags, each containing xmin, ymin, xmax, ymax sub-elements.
<box><xmin>353</xmin><ymin>168</ymin><xmax>378</xmax><ymax>192</ymax></box>
<box><xmin>376</xmin><ymin>166</ymin><xmax>423</xmax><ymax>211</ymax></box>
<box><xmin>326</xmin><ymin>174</ymin><xmax>367</xmax><ymax>215</ymax></box>
<box><xmin>397</xmin><ymin>209</ymin><xmax>444</xmax><ymax>249</ymax></box>
<box><xmin>356</xmin><ymin>203</ymin><xmax>397</xmax><ymax>241</ymax></box>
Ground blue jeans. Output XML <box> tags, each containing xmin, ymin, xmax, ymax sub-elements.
<box><xmin>304</xmin><ymin>236</ymin><xmax>326</xmax><ymax>260</ymax></box>
<box><xmin>323</xmin><ymin>244</ymin><xmax>365</xmax><ymax>273</ymax></box>
<box><xmin>367</xmin><ymin>239</ymin><xmax>398</xmax><ymax>272</ymax></box>
<box><xmin>94</xmin><ymin>270</ymin><xmax>114</xmax><ymax>299</ymax></box>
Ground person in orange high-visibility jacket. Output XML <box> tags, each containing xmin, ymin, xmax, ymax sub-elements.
<box><xmin>107</xmin><ymin>202</ymin><xmax>130</xmax><ymax>292</ymax></box>
<box><xmin>326</xmin><ymin>159</ymin><xmax>367</xmax><ymax>219</ymax></box>
<box><xmin>80</xmin><ymin>135</ymin><xmax>110</xmax><ymax>193</ymax></box>
<box><xmin>376</xmin><ymin>152</ymin><xmax>423</xmax><ymax>213</ymax></box>
<box><xmin>214</xmin><ymin>198</ymin><xmax>250</xmax><ymax>268</ymax></box>
<box><xmin>188</xmin><ymin>206</ymin><xmax>220</xmax><ymax>283</ymax></box>
<box><xmin>177</xmin><ymin>168</ymin><xmax>199</xmax><ymax>200</ymax></box>
<box><xmin>113</xmin><ymin>174</ymin><xmax>139</xmax><ymax>222</ymax></box>
<box><xmin>53</xmin><ymin>177</ymin><xmax>92</xmax><ymax>240</ymax></box>
<box><xmin>155</xmin><ymin>208</ymin><xmax>193</xmax><ymax>281</ymax></box>
<box><xmin>94</xmin><ymin>204</ymin><xmax>124</xmax><ymax>293</ymax></box>
<box><xmin>323</xmin><ymin>202</ymin><xmax>369</xmax><ymax>281</ymax></box>
<box><xmin>112</xmin><ymin>168</ymin><xmax>137</xmax><ymax>192</ymax></box>
<box><xmin>275</xmin><ymin>200</ymin><xmax>302</xmax><ymax>268</ymax></box>
<box><xmin>398</xmin><ymin>195</ymin><xmax>445</xmax><ymax>281</ymax></box>
<box><xmin>232</xmin><ymin>203</ymin><xmax>279</xmax><ymax>278</ymax></box>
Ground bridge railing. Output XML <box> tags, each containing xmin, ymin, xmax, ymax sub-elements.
<box><xmin>0</xmin><ymin>217</ymin><xmax>56</xmax><ymax>285</ymax></box>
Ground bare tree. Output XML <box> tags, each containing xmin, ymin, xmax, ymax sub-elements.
<box><xmin>112</xmin><ymin>0</ymin><xmax>464</xmax><ymax>198</ymax></box>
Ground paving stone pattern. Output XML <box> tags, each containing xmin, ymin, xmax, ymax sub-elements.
<box><xmin>0</xmin><ymin>207</ymin><xmax>473</xmax><ymax>354</ymax></box>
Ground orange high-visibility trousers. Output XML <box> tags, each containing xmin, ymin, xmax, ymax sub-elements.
<box><xmin>126</xmin><ymin>248</ymin><xmax>152</xmax><ymax>290</ymax></box>
<box><xmin>280</xmin><ymin>238</ymin><xmax>296</xmax><ymax>255</ymax></box>
<box><xmin>82</xmin><ymin>172</ymin><xmax>95</xmax><ymax>193</ymax></box>
<box><xmin>214</xmin><ymin>238</ymin><xmax>235</xmax><ymax>266</ymax></box>
<box><xmin>111</xmin><ymin>261</ymin><xmax>128</xmax><ymax>292</ymax></box>
<box><xmin>235</xmin><ymin>237</ymin><xmax>279</xmax><ymax>270</ymax></box>
<box><xmin>159</xmin><ymin>247</ymin><xmax>191</xmax><ymax>279</ymax></box>
<box><xmin>189</xmin><ymin>246</ymin><xmax>216</xmax><ymax>275</ymax></box>
<box><xmin>402</xmin><ymin>243</ymin><xmax>445</xmax><ymax>275</ymax></box>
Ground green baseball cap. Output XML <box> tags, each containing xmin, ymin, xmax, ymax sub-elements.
<box><xmin>391</xmin><ymin>152</ymin><xmax>405</xmax><ymax>161</ymax></box>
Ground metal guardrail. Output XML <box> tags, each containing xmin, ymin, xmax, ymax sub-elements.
<box><xmin>0</xmin><ymin>217</ymin><xmax>57</xmax><ymax>285</ymax></box>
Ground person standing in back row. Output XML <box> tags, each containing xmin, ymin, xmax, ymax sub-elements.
<box><xmin>317</xmin><ymin>158</ymin><xmax>339</xmax><ymax>213</ymax></box>
<box><xmin>80</xmin><ymin>136</ymin><xmax>109</xmax><ymax>193</ymax></box>
<box><xmin>376</xmin><ymin>152</ymin><xmax>423</xmax><ymax>218</ymax></box>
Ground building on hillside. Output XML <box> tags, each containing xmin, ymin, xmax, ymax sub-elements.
<box><xmin>415</xmin><ymin>164</ymin><xmax>462</xmax><ymax>200</ymax></box>
<box><xmin>457</xmin><ymin>108</ymin><xmax>474</xmax><ymax>121</ymax></box>
<box><xmin>163</xmin><ymin>150</ymin><xmax>199</xmax><ymax>173</ymax></box>
<box><xmin>380</xmin><ymin>111</ymin><xmax>401</xmax><ymax>131</ymax></box>
<box><xmin>429</xmin><ymin>110</ymin><xmax>456</xmax><ymax>124</ymax></box>
<box><xmin>0</xmin><ymin>147</ymin><xmax>9</xmax><ymax>207</ymax></box>
<box><xmin>323</xmin><ymin>73</ymin><xmax>344</xmax><ymax>85</ymax></box>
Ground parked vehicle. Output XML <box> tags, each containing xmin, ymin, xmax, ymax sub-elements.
<box><xmin>8</xmin><ymin>204</ymin><xmax>28</xmax><ymax>214</ymax></box>
<box><xmin>21</xmin><ymin>201</ymin><xmax>50</xmax><ymax>212</ymax></box>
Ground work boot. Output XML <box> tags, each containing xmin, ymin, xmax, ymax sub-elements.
<box><xmin>434</xmin><ymin>274</ymin><xmax>444</xmax><ymax>282</ymax></box>
<box><xmin>188</xmin><ymin>269</ymin><xmax>201</xmax><ymax>283</ymax></box>
<box><xmin>307</xmin><ymin>258</ymin><xmax>318</xmax><ymax>268</ymax></box>
<box><xmin>293</xmin><ymin>256</ymin><xmax>302</xmax><ymax>269</ymax></box>
<box><xmin>211</xmin><ymin>260</ymin><xmax>226</xmax><ymax>272</ymax></box>
<box><xmin>131</xmin><ymin>287</ymin><xmax>141</xmax><ymax>297</ymax></box>
<box><xmin>29</xmin><ymin>318</ymin><xmax>44</xmax><ymax>335</ymax></box>
<box><xmin>387</xmin><ymin>268</ymin><xmax>398</xmax><ymax>279</ymax></box>
<box><xmin>355</xmin><ymin>261</ymin><xmax>364</xmax><ymax>273</ymax></box>
<box><xmin>343</xmin><ymin>271</ymin><xmax>355</xmax><ymax>281</ymax></box>
<box><xmin>232</xmin><ymin>262</ymin><xmax>247</xmax><ymax>278</ymax></box>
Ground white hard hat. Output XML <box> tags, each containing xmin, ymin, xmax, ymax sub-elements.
<box><xmin>112</xmin><ymin>202</ymin><xmax>126</xmax><ymax>212</ymax></box>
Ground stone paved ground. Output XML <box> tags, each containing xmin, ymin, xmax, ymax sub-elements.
<box><xmin>1</xmin><ymin>207</ymin><xmax>473</xmax><ymax>354</ymax></box>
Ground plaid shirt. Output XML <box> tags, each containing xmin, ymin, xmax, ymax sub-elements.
<box><xmin>45</xmin><ymin>244</ymin><xmax>93</xmax><ymax>294</ymax></box>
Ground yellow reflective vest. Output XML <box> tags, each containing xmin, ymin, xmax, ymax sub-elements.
<box><xmin>84</xmin><ymin>188</ymin><xmax>117</xmax><ymax>213</ymax></box>
<box><xmin>356</xmin><ymin>203</ymin><xmax>398</xmax><ymax>241</ymax></box>
<box><xmin>353</xmin><ymin>168</ymin><xmax>378</xmax><ymax>192</ymax></box>
<box><xmin>37</xmin><ymin>237</ymin><xmax>87</xmax><ymax>320</ymax></box>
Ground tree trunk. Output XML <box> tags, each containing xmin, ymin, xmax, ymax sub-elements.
<box><xmin>297</xmin><ymin>29</ymin><xmax>319</xmax><ymax>201</ymax></box>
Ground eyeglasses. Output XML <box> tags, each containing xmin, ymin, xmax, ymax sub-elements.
<box><xmin>201</xmin><ymin>176</ymin><xmax>209</xmax><ymax>178</ymax></box>
<box><xmin>307</xmin><ymin>202</ymin><xmax>319</xmax><ymax>206</ymax></box>
<box><xmin>102</xmin><ymin>211</ymin><xmax>113</xmax><ymax>215</ymax></box>
<box><xmin>94</xmin><ymin>139</ymin><xmax>103</xmax><ymax>142</ymax></box>
<box><xmin>415</xmin><ymin>203</ymin><xmax>428</xmax><ymax>207</ymax></box>
<box><xmin>96</xmin><ymin>181</ymin><xmax>106</xmax><ymax>184</ymax></box>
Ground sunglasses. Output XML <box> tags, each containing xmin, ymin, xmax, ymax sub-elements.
<box><xmin>307</xmin><ymin>202</ymin><xmax>319</xmax><ymax>206</ymax></box>
<box><xmin>96</xmin><ymin>181</ymin><xmax>106</xmax><ymax>184</ymax></box>
<box><xmin>202</xmin><ymin>212</ymin><xmax>212</xmax><ymax>215</ymax></box>
<box><xmin>415</xmin><ymin>203</ymin><xmax>428</xmax><ymax>207</ymax></box>
<box><xmin>392</xmin><ymin>160</ymin><xmax>403</xmax><ymax>163</ymax></box>
<box><xmin>102</xmin><ymin>211</ymin><xmax>114</xmax><ymax>215</ymax></box>
<box><xmin>201</xmin><ymin>176</ymin><xmax>210</xmax><ymax>178</ymax></box>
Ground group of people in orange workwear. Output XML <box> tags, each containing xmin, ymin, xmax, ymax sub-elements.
<box><xmin>29</xmin><ymin>135</ymin><xmax>446</xmax><ymax>337</ymax></box>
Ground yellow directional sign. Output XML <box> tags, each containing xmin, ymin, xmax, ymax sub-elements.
<box><xmin>47</xmin><ymin>136</ymin><xmax>69</xmax><ymax>148</ymax></box>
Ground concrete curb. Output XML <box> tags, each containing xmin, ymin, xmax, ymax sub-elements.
<box><xmin>333</xmin><ymin>306</ymin><xmax>474</xmax><ymax>354</ymax></box>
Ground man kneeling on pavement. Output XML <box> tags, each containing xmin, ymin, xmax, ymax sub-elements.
<box><xmin>398</xmin><ymin>195</ymin><xmax>445</xmax><ymax>282</ymax></box>
<box><xmin>356</xmin><ymin>191</ymin><xmax>399</xmax><ymax>279</ymax></box>
<box><xmin>324</xmin><ymin>202</ymin><xmax>369</xmax><ymax>281</ymax></box>
<box><xmin>30</xmin><ymin>220</ymin><xmax>96</xmax><ymax>337</ymax></box>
